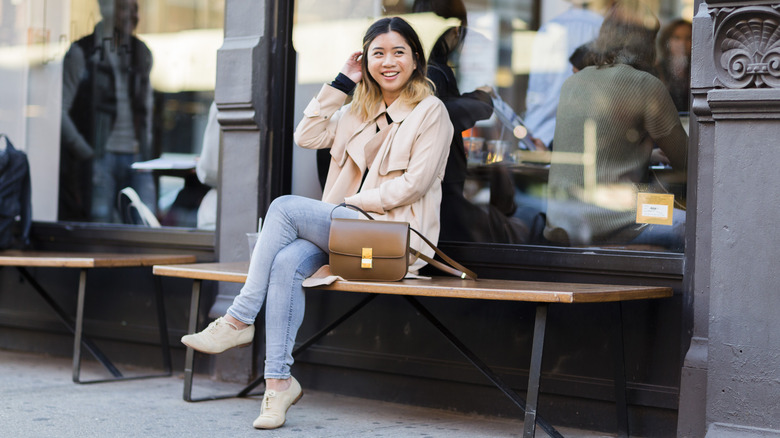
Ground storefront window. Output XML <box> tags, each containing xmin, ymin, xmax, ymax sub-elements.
<box><xmin>0</xmin><ymin>0</ymin><xmax>223</xmax><ymax>228</ymax></box>
<box><xmin>292</xmin><ymin>0</ymin><xmax>693</xmax><ymax>252</ymax></box>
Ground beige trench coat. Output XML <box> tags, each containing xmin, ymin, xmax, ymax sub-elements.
<box><xmin>294</xmin><ymin>84</ymin><xmax>453</xmax><ymax>274</ymax></box>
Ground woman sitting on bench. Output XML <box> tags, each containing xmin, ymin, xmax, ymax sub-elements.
<box><xmin>181</xmin><ymin>16</ymin><xmax>453</xmax><ymax>430</ymax></box>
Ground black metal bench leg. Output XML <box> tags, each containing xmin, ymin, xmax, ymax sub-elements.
<box><xmin>404</xmin><ymin>296</ymin><xmax>561</xmax><ymax>438</ymax></box>
<box><xmin>72</xmin><ymin>268</ymin><xmax>115</xmax><ymax>382</ymax></box>
<box><xmin>154</xmin><ymin>275</ymin><xmax>173</xmax><ymax>376</ymax></box>
<box><xmin>72</xmin><ymin>268</ymin><xmax>172</xmax><ymax>384</ymax></box>
<box><xmin>183</xmin><ymin>277</ymin><xmax>266</xmax><ymax>402</ymax></box>
<box><xmin>16</xmin><ymin>266</ymin><xmax>123</xmax><ymax>380</ymax></box>
<box><xmin>183</xmin><ymin>279</ymin><xmax>202</xmax><ymax>401</ymax></box>
<box><xmin>523</xmin><ymin>303</ymin><xmax>548</xmax><ymax>438</ymax></box>
<box><xmin>182</xmin><ymin>278</ymin><xmax>266</xmax><ymax>402</ymax></box>
<box><xmin>612</xmin><ymin>301</ymin><xmax>629</xmax><ymax>438</ymax></box>
<box><xmin>73</xmin><ymin>268</ymin><xmax>127</xmax><ymax>383</ymax></box>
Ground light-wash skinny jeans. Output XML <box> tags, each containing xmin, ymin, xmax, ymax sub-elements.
<box><xmin>226</xmin><ymin>195</ymin><xmax>359</xmax><ymax>380</ymax></box>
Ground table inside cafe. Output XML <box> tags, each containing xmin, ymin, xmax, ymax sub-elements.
<box><xmin>462</xmin><ymin>138</ymin><xmax>686</xmax><ymax>208</ymax></box>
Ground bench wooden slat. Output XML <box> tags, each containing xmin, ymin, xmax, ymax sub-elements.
<box><xmin>0</xmin><ymin>250</ymin><xmax>196</xmax><ymax>383</ymax></box>
<box><xmin>153</xmin><ymin>262</ymin><xmax>250</xmax><ymax>283</ymax></box>
<box><xmin>153</xmin><ymin>262</ymin><xmax>672</xmax><ymax>303</ymax></box>
<box><xmin>317</xmin><ymin>277</ymin><xmax>672</xmax><ymax>303</ymax></box>
<box><xmin>0</xmin><ymin>250</ymin><xmax>196</xmax><ymax>268</ymax></box>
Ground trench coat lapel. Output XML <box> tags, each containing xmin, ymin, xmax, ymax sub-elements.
<box><xmin>376</xmin><ymin>98</ymin><xmax>415</xmax><ymax>175</ymax></box>
<box><xmin>342</xmin><ymin>102</ymin><xmax>387</xmax><ymax>171</ymax></box>
<box><xmin>336</xmin><ymin>98</ymin><xmax>415</xmax><ymax>173</ymax></box>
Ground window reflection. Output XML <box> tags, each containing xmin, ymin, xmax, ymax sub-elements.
<box><xmin>60</xmin><ymin>0</ymin><xmax>154</xmax><ymax>222</ymax></box>
<box><xmin>292</xmin><ymin>0</ymin><xmax>692</xmax><ymax>252</ymax></box>
<box><xmin>656</xmin><ymin>18</ymin><xmax>692</xmax><ymax>113</ymax></box>
<box><xmin>59</xmin><ymin>0</ymin><xmax>223</xmax><ymax>227</ymax></box>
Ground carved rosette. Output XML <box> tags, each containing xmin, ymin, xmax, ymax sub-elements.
<box><xmin>714</xmin><ymin>6</ymin><xmax>780</xmax><ymax>88</ymax></box>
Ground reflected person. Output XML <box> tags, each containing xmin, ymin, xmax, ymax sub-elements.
<box><xmin>426</xmin><ymin>26</ymin><xmax>510</xmax><ymax>242</ymax></box>
<box><xmin>195</xmin><ymin>101</ymin><xmax>219</xmax><ymax>230</ymax></box>
<box><xmin>414</xmin><ymin>0</ymin><xmax>532</xmax><ymax>243</ymax></box>
<box><xmin>544</xmin><ymin>1</ymin><xmax>688</xmax><ymax>250</ymax></box>
<box><xmin>656</xmin><ymin>19</ymin><xmax>692</xmax><ymax>112</ymax></box>
<box><xmin>60</xmin><ymin>0</ymin><xmax>154</xmax><ymax>222</ymax></box>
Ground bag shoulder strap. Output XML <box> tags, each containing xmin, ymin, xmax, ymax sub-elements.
<box><xmin>335</xmin><ymin>203</ymin><xmax>477</xmax><ymax>280</ymax></box>
<box><xmin>409</xmin><ymin>228</ymin><xmax>477</xmax><ymax>280</ymax></box>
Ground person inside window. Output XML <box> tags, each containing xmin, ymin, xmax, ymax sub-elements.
<box><xmin>181</xmin><ymin>17</ymin><xmax>453</xmax><ymax>429</ymax></box>
<box><xmin>569</xmin><ymin>41</ymin><xmax>596</xmax><ymax>73</ymax></box>
<box><xmin>656</xmin><ymin>19</ymin><xmax>692</xmax><ymax>113</ymax></box>
<box><xmin>543</xmin><ymin>0</ymin><xmax>688</xmax><ymax>250</ymax></box>
<box><xmin>195</xmin><ymin>102</ymin><xmax>220</xmax><ymax>230</ymax></box>
<box><xmin>524</xmin><ymin>0</ymin><xmax>604</xmax><ymax>150</ymax></box>
<box><xmin>427</xmin><ymin>25</ymin><xmax>523</xmax><ymax>243</ymax></box>
<box><xmin>59</xmin><ymin>0</ymin><xmax>154</xmax><ymax>223</ymax></box>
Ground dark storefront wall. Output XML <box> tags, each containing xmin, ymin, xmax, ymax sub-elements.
<box><xmin>0</xmin><ymin>223</ymin><xmax>216</xmax><ymax>370</ymax></box>
<box><xmin>291</xmin><ymin>249</ymin><xmax>685</xmax><ymax>434</ymax></box>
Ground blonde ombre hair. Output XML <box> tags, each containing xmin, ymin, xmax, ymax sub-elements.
<box><xmin>351</xmin><ymin>17</ymin><xmax>433</xmax><ymax>121</ymax></box>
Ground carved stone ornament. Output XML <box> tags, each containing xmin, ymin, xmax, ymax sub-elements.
<box><xmin>714</xmin><ymin>5</ymin><xmax>780</xmax><ymax>88</ymax></box>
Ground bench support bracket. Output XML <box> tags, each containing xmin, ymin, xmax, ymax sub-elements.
<box><xmin>404</xmin><ymin>296</ymin><xmax>563</xmax><ymax>438</ymax></box>
<box><xmin>182</xmin><ymin>281</ymin><xmax>377</xmax><ymax>402</ymax></box>
<box><xmin>16</xmin><ymin>266</ymin><xmax>172</xmax><ymax>384</ymax></box>
<box><xmin>180</xmin><ymin>279</ymin><xmax>634</xmax><ymax>438</ymax></box>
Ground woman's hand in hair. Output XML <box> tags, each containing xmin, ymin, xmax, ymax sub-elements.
<box><xmin>341</xmin><ymin>51</ymin><xmax>363</xmax><ymax>84</ymax></box>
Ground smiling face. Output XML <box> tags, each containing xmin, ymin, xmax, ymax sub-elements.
<box><xmin>366</xmin><ymin>31</ymin><xmax>417</xmax><ymax>106</ymax></box>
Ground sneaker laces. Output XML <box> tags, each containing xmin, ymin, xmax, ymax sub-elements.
<box><xmin>207</xmin><ymin>317</ymin><xmax>238</xmax><ymax>334</ymax></box>
<box><xmin>263</xmin><ymin>391</ymin><xmax>277</xmax><ymax>412</ymax></box>
<box><xmin>206</xmin><ymin>319</ymin><xmax>222</xmax><ymax>334</ymax></box>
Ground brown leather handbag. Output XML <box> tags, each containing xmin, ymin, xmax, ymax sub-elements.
<box><xmin>328</xmin><ymin>204</ymin><xmax>477</xmax><ymax>281</ymax></box>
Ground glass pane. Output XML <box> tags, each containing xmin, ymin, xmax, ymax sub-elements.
<box><xmin>292</xmin><ymin>0</ymin><xmax>692</xmax><ymax>253</ymax></box>
<box><xmin>57</xmin><ymin>0</ymin><xmax>223</xmax><ymax>227</ymax></box>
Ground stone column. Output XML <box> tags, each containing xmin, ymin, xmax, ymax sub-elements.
<box><xmin>678</xmin><ymin>2</ymin><xmax>716</xmax><ymax>436</ymax></box>
<box><xmin>205</xmin><ymin>0</ymin><xmax>295</xmax><ymax>383</ymax></box>
<box><xmin>208</xmin><ymin>0</ymin><xmax>270</xmax><ymax>382</ymax></box>
<box><xmin>680</xmin><ymin>3</ymin><xmax>780</xmax><ymax>436</ymax></box>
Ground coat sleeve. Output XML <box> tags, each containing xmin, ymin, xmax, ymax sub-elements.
<box><xmin>293</xmin><ymin>84</ymin><xmax>349</xmax><ymax>150</ymax></box>
<box><xmin>60</xmin><ymin>44</ymin><xmax>94</xmax><ymax>161</ymax></box>
<box><xmin>442</xmin><ymin>90</ymin><xmax>493</xmax><ymax>134</ymax></box>
<box><xmin>346</xmin><ymin>99</ymin><xmax>453</xmax><ymax>213</ymax></box>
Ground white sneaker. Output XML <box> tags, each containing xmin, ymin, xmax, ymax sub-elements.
<box><xmin>180</xmin><ymin>317</ymin><xmax>254</xmax><ymax>354</ymax></box>
<box><xmin>253</xmin><ymin>377</ymin><xmax>303</xmax><ymax>429</ymax></box>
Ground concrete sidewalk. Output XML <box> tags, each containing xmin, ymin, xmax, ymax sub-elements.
<box><xmin>0</xmin><ymin>349</ymin><xmax>613</xmax><ymax>437</ymax></box>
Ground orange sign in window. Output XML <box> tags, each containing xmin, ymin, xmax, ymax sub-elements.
<box><xmin>636</xmin><ymin>193</ymin><xmax>675</xmax><ymax>225</ymax></box>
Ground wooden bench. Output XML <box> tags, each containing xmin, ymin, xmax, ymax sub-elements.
<box><xmin>153</xmin><ymin>261</ymin><xmax>672</xmax><ymax>438</ymax></box>
<box><xmin>0</xmin><ymin>250</ymin><xmax>196</xmax><ymax>383</ymax></box>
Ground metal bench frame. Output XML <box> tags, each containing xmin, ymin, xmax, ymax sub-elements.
<box><xmin>156</xmin><ymin>262</ymin><xmax>671</xmax><ymax>438</ymax></box>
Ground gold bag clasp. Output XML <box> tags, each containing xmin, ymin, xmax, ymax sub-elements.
<box><xmin>361</xmin><ymin>248</ymin><xmax>373</xmax><ymax>269</ymax></box>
